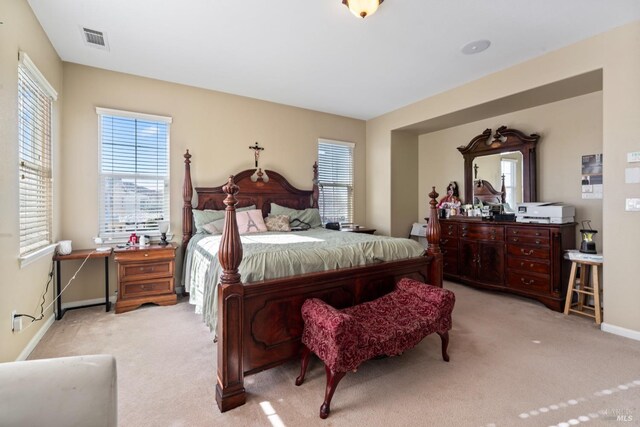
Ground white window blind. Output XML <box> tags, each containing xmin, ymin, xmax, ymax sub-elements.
<box><xmin>501</xmin><ymin>158</ymin><xmax>517</xmax><ymax>209</ymax></box>
<box><xmin>97</xmin><ymin>108</ymin><xmax>171</xmax><ymax>239</ymax></box>
<box><xmin>317</xmin><ymin>139</ymin><xmax>354</xmax><ymax>224</ymax></box>
<box><xmin>18</xmin><ymin>52</ymin><xmax>56</xmax><ymax>257</ymax></box>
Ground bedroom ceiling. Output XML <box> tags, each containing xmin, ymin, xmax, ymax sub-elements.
<box><xmin>27</xmin><ymin>0</ymin><xmax>640</xmax><ymax>120</ymax></box>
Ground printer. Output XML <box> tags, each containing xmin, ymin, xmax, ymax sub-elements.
<box><xmin>516</xmin><ymin>202</ymin><xmax>575</xmax><ymax>224</ymax></box>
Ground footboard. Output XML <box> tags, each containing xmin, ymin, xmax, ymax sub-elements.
<box><xmin>242</xmin><ymin>256</ymin><xmax>432</xmax><ymax>375</ymax></box>
<box><xmin>214</xmin><ymin>176</ymin><xmax>443</xmax><ymax>412</ymax></box>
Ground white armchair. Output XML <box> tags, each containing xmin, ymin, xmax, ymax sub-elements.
<box><xmin>0</xmin><ymin>354</ymin><xmax>117</xmax><ymax>427</ymax></box>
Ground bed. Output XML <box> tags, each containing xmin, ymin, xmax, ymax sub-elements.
<box><xmin>181</xmin><ymin>150</ymin><xmax>443</xmax><ymax>412</ymax></box>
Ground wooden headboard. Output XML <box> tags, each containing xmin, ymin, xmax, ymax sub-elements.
<box><xmin>473</xmin><ymin>178</ymin><xmax>505</xmax><ymax>205</ymax></box>
<box><xmin>182</xmin><ymin>150</ymin><xmax>319</xmax><ymax>248</ymax></box>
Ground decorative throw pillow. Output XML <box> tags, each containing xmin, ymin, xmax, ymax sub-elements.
<box><xmin>265</xmin><ymin>215</ymin><xmax>291</xmax><ymax>232</ymax></box>
<box><xmin>193</xmin><ymin>205</ymin><xmax>256</xmax><ymax>233</ymax></box>
<box><xmin>236</xmin><ymin>209</ymin><xmax>267</xmax><ymax>234</ymax></box>
<box><xmin>270</xmin><ymin>203</ymin><xmax>322</xmax><ymax>229</ymax></box>
<box><xmin>201</xmin><ymin>221</ymin><xmax>222</xmax><ymax>235</ymax></box>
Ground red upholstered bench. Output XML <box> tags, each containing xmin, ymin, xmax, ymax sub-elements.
<box><xmin>295</xmin><ymin>278</ymin><xmax>455</xmax><ymax>419</ymax></box>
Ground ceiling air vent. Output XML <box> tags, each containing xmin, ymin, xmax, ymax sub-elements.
<box><xmin>81</xmin><ymin>27</ymin><xmax>109</xmax><ymax>50</ymax></box>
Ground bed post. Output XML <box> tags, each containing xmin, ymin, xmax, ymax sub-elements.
<box><xmin>215</xmin><ymin>176</ymin><xmax>246</xmax><ymax>412</ymax></box>
<box><xmin>311</xmin><ymin>161</ymin><xmax>319</xmax><ymax>208</ymax></box>
<box><xmin>426</xmin><ymin>187</ymin><xmax>443</xmax><ymax>287</ymax></box>
<box><xmin>183</xmin><ymin>150</ymin><xmax>193</xmax><ymax>250</ymax></box>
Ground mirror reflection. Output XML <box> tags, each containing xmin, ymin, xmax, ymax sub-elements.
<box><xmin>473</xmin><ymin>151</ymin><xmax>523</xmax><ymax>209</ymax></box>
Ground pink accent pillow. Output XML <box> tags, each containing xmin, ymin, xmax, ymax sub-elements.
<box><xmin>234</xmin><ymin>209</ymin><xmax>267</xmax><ymax>234</ymax></box>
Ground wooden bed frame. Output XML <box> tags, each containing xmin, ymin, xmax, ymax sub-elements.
<box><xmin>182</xmin><ymin>150</ymin><xmax>443</xmax><ymax>412</ymax></box>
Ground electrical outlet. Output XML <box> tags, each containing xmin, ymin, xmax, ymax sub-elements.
<box><xmin>11</xmin><ymin>310</ymin><xmax>20</xmax><ymax>332</ymax></box>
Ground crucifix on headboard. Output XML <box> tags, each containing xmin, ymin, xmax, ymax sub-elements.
<box><xmin>249</xmin><ymin>142</ymin><xmax>264</xmax><ymax>168</ymax></box>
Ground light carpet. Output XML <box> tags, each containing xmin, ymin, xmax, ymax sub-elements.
<box><xmin>29</xmin><ymin>282</ymin><xmax>640</xmax><ymax>427</ymax></box>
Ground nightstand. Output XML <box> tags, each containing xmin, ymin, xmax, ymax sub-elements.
<box><xmin>341</xmin><ymin>226</ymin><xmax>376</xmax><ymax>234</ymax></box>
<box><xmin>113</xmin><ymin>243</ymin><xmax>177</xmax><ymax>314</ymax></box>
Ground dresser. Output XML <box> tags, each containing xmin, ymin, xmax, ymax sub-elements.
<box><xmin>113</xmin><ymin>243</ymin><xmax>177</xmax><ymax>314</ymax></box>
<box><xmin>440</xmin><ymin>218</ymin><xmax>575</xmax><ymax>311</ymax></box>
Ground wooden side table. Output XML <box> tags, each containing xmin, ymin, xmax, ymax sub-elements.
<box><xmin>53</xmin><ymin>248</ymin><xmax>113</xmax><ymax>320</ymax></box>
<box><xmin>563</xmin><ymin>257</ymin><xmax>603</xmax><ymax>324</ymax></box>
<box><xmin>113</xmin><ymin>243</ymin><xmax>177</xmax><ymax>314</ymax></box>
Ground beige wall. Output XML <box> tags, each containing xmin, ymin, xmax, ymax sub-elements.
<box><xmin>418</xmin><ymin>92</ymin><xmax>603</xmax><ymax>249</ymax></box>
<box><xmin>390</xmin><ymin>131</ymin><xmax>419</xmax><ymax>237</ymax></box>
<box><xmin>59</xmin><ymin>64</ymin><xmax>366</xmax><ymax>302</ymax></box>
<box><xmin>0</xmin><ymin>0</ymin><xmax>63</xmax><ymax>361</ymax></box>
<box><xmin>368</xmin><ymin>21</ymin><xmax>640</xmax><ymax>334</ymax></box>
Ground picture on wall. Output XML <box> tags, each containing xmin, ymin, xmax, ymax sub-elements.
<box><xmin>581</xmin><ymin>154</ymin><xmax>603</xmax><ymax>199</ymax></box>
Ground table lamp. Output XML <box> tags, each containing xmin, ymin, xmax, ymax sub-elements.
<box><xmin>158</xmin><ymin>221</ymin><xmax>170</xmax><ymax>246</ymax></box>
<box><xmin>579</xmin><ymin>220</ymin><xmax>597</xmax><ymax>254</ymax></box>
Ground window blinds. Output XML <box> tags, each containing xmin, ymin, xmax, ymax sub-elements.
<box><xmin>97</xmin><ymin>108</ymin><xmax>171</xmax><ymax>239</ymax></box>
<box><xmin>317</xmin><ymin>140</ymin><xmax>354</xmax><ymax>224</ymax></box>
<box><xmin>18</xmin><ymin>54</ymin><xmax>55</xmax><ymax>256</ymax></box>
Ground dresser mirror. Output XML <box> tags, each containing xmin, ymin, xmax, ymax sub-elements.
<box><xmin>457</xmin><ymin>126</ymin><xmax>539</xmax><ymax>206</ymax></box>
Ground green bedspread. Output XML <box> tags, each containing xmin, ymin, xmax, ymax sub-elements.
<box><xmin>184</xmin><ymin>228</ymin><xmax>425</xmax><ymax>332</ymax></box>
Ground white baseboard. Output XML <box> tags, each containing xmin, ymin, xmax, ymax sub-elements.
<box><xmin>601</xmin><ymin>322</ymin><xmax>640</xmax><ymax>341</ymax></box>
<box><xmin>16</xmin><ymin>314</ymin><xmax>55</xmax><ymax>361</ymax></box>
<box><xmin>61</xmin><ymin>296</ymin><xmax>117</xmax><ymax>310</ymax></box>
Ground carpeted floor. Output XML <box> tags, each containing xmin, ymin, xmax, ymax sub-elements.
<box><xmin>29</xmin><ymin>282</ymin><xmax>640</xmax><ymax>427</ymax></box>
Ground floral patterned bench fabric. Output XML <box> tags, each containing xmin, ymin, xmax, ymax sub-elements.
<box><xmin>301</xmin><ymin>278</ymin><xmax>455</xmax><ymax>373</ymax></box>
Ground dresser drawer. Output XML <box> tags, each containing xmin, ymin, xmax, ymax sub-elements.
<box><xmin>506</xmin><ymin>235</ymin><xmax>550</xmax><ymax>246</ymax></box>
<box><xmin>507</xmin><ymin>244</ymin><xmax>550</xmax><ymax>260</ymax></box>
<box><xmin>443</xmin><ymin>254</ymin><xmax>458</xmax><ymax>275</ymax></box>
<box><xmin>460</xmin><ymin>224</ymin><xmax>504</xmax><ymax>242</ymax></box>
<box><xmin>121</xmin><ymin>278</ymin><xmax>173</xmax><ymax>299</ymax></box>
<box><xmin>439</xmin><ymin>237</ymin><xmax>459</xmax><ymax>249</ymax></box>
<box><xmin>120</xmin><ymin>261</ymin><xmax>173</xmax><ymax>281</ymax></box>
<box><xmin>442</xmin><ymin>223</ymin><xmax>458</xmax><ymax>238</ymax></box>
<box><xmin>507</xmin><ymin>257</ymin><xmax>550</xmax><ymax>275</ymax></box>
<box><xmin>507</xmin><ymin>271</ymin><xmax>550</xmax><ymax>294</ymax></box>
<box><xmin>506</xmin><ymin>227</ymin><xmax>549</xmax><ymax>239</ymax></box>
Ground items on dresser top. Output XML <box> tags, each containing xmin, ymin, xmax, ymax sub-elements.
<box><xmin>113</xmin><ymin>243</ymin><xmax>177</xmax><ymax>314</ymax></box>
<box><xmin>516</xmin><ymin>202</ymin><xmax>575</xmax><ymax>224</ymax></box>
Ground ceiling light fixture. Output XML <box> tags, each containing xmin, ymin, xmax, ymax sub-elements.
<box><xmin>342</xmin><ymin>0</ymin><xmax>384</xmax><ymax>19</ymax></box>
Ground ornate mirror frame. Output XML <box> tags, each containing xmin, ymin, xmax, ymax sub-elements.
<box><xmin>457</xmin><ymin>126</ymin><xmax>540</xmax><ymax>204</ymax></box>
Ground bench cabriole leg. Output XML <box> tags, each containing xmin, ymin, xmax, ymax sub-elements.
<box><xmin>320</xmin><ymin>365</ymin><xmax>346</xmax><ymax>419</ymax></box>
<box><xmin>437</xmin><ymin>331</ymin><xmax>450</xmax><ymax>362</ymax></box>
<box><xmin>295</xmin><ymin>345</ymin><xmax>311</xmax><ymax>386</ymax></box>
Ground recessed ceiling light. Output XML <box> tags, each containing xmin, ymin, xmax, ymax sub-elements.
<box><xmin>461</xmin><ymin>40</ymin><xmax>491</xmax><ymax>55</ymax></box>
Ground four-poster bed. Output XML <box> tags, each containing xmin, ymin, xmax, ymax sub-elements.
<box><xmin>181</xmin><ymin>150</ymin><xmax>443</xmax><ymax>412</ymax></box>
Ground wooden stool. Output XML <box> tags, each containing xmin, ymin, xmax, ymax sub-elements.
<box><xmin>563</xmin><ymin>259</ymin><xmax>603</xmax><ymax>324</ymax></box>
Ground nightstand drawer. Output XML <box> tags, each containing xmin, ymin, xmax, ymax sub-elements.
<box><xmin>121</xmin><ymin>278</ymin><xmax>173</xmax><ymax>299</ymax></box>
<box><xmin>114</xmin><ymin>247</ymin><xmax>175</xmax><ymax>263</ymax></box>
<box><xmin>120</xmin><ymin>261</ymin><xmax>173</xmax><ymax>281</ymax></box>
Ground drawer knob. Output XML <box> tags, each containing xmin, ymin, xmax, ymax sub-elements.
<box><xmin>521</xmin><ymin>249</ymin><xmax>534</xmax><ymax>256</ymax></box>
<box><xmin>535</xmin><ymin>240</ymin><xmax>541</xmax><ymax>244</ymax></box>
<box><xmin>512</xmin><ymin>230</ymin><xmax>519</xmax><ymax>235</ymax></box>
<box><xmin>141</xmin><ymin>285</ymin><xmax>147</xmax><ymax>290</ymax></box>
<box><xmin>521</xmin><ymin>278</ymin><xmax>535</xmax><ymax>286</ymax></box>
<box><xmin>144</xmin><ymin>253</ymin><xmax>149</xmax><ymax>257</ymax></box>
<box><xmin>535</xmin><ymin>232</ymin><xmax>541</xmax><ymax>236</ymax></box>
<box><xmin>513</xmin><ymin>237</ymin><xmax>519</xmax><ymax>242</ymax></box>
<box><xmin>462</xmin><ymin>233</ymin><xmax>468</xmax><ymax>237</ymax></box>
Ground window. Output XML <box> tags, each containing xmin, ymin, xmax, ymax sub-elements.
<box><xmin>18</xmin><ymin>52</ymin><xmax>57</xmax><ymax>257</ymax></box>
<box><xmin>97</xmin><ymin>108</ymin><xmax>171</xmax><ymax>239</ymax></box>
<box><xmin>501</xmin><ymin>158</ymin><xmax>517</xmax><ymax>209</ymax></box>
<box><xmin>317</xmin><ymin>139</ymin><xmax>354</xmax><ymax>224</ymax></box>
